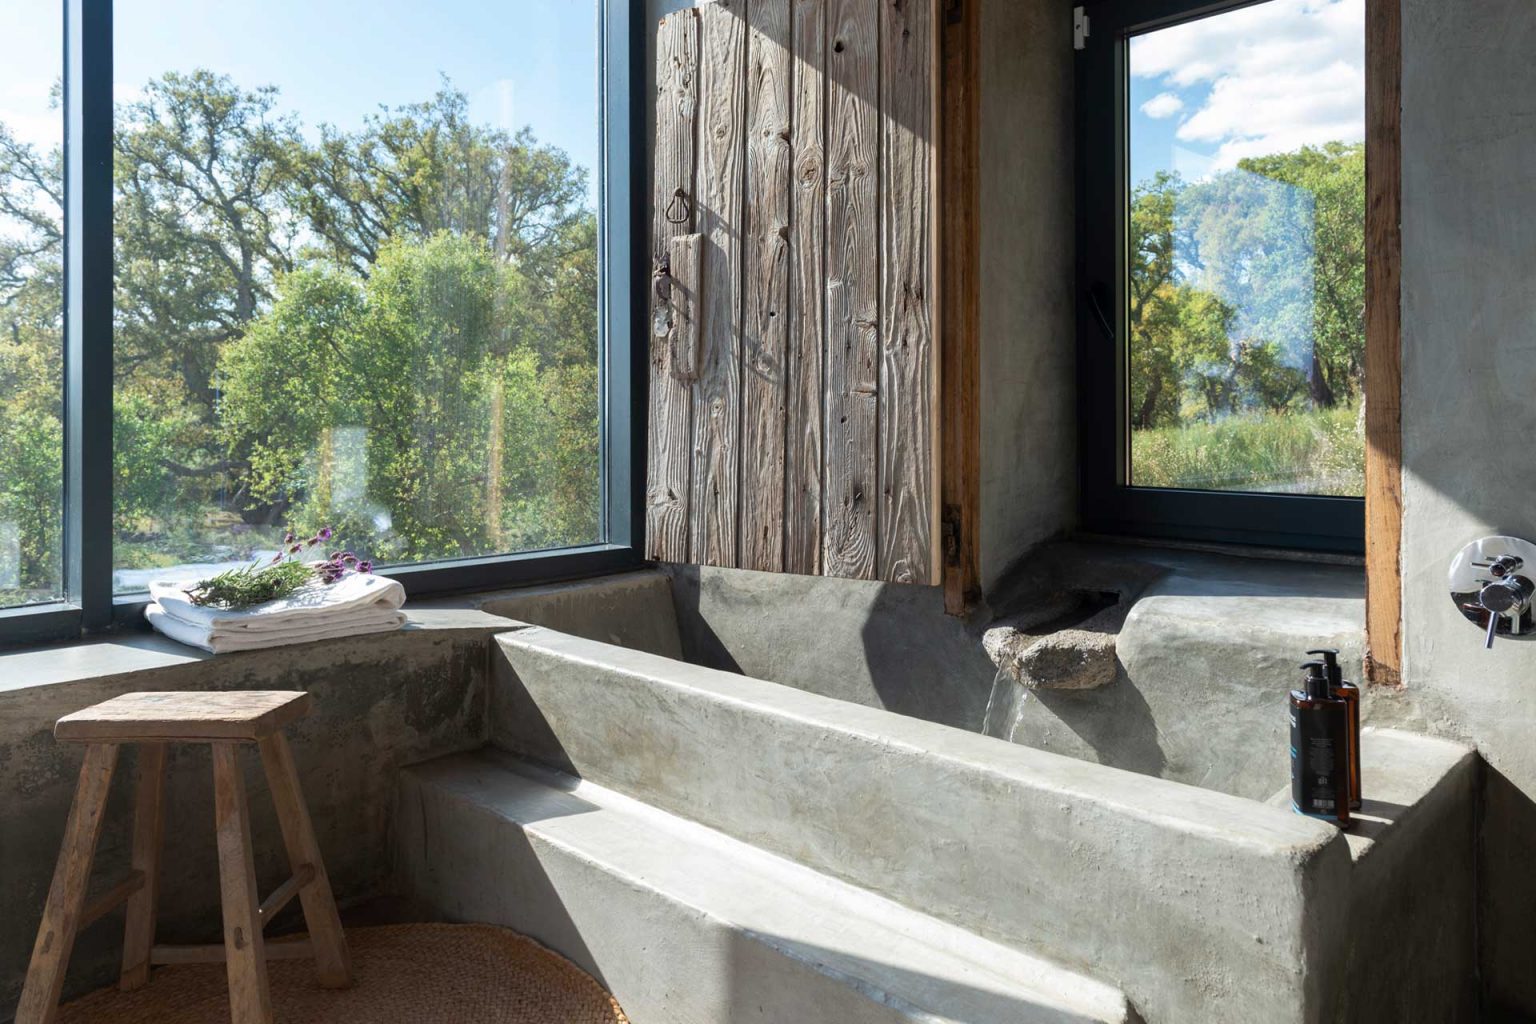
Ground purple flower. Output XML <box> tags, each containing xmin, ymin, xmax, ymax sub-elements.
<box><xmin>357</xmin><ymin>560</ymin><xmax>373</xmax><ymax>573</ymax></box>
<box><xmin>269</xmin><ymin>553</ymin><xmax>283</xmax><ymax>565</ymax></box>
<box><xmin>288</xmin><ymin>544</ymin><xmax>303</xmax><ymax>554</ymax></box>
<box><xmin>283</xmin><ymin>532</ymin><xmax>296</xmax><ymax>544</ymax></box>
<box><xmin>318</xmin><ymin>526</ymin><xmax>334</xmax><ymax>540</ymax></box>
<box><xmin>342</xmin><ymin>553</ymin><xmax>358</xmax><ymax>566</ymax></box>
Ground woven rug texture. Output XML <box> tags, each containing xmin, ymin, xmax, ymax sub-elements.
<box><xmin>55</xmin><ymin>923</ymin><xmax>629</xmax><ymax>1024</ymax></box>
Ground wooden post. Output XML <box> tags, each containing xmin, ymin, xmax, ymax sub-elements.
<box><xmin>119</xmin><ymin>742</ymin><xmax>166</xmax><ymax>990</ymax></box>
<box><xmin>939</xmin><ymin>0</ymin><xmax>981</xmax><ymax>614</ymax></box>
<box><xmin>15</xmin><ymin>743</ymin><xmax>119</xmax><ymax>1024</ymax></box>
<box><xmin>1364</xmin><ymin>0</ymin><xmax>1403</xmax><ymax>686</ymax></box>
<box><xmin>257</xmin><ymin>733</ymin><xmax>352</xmax><ymax>988</ymax></box>
<box><xmin>211</xmin><ymin>742</ymin><xmax>273</xmax><ymax>1024</ymax></box>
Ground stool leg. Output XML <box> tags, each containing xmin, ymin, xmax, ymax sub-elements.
<box><xmin>258</xmin><ymin>732</ymin><xmax>352</xmax><ymax>988</ymax></box>
<box><xmin>211</xmin><ymin>742</ymin><xmax>272</xmax><ymax>1024</ymax></box>
<box><xmin>119</xmin><ymin>742</ymin><xmax>166</xmax><ymax>990</ymax></box>
<box><xmin>16</xmin><ymin>743</ymin><xmax>119</xmax><ymax>1024</ymax></box>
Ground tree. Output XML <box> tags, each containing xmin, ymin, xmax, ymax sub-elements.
<box><xmin>220</xmin><ymin>233</ymin><xmax>599</xmax><ymax>563</ymax></box>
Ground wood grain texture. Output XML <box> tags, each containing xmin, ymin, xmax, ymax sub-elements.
<box><xmin>211</xmin><ymin>742</ymin><xmax>273</xmax><ymax>1024</ymax></box>
<box><xmin>690</xmin><ymin>0</ymin><xmax>749</xmax><ymax>568</ymax></box>
<box><xmin>119</xmin><ymin>743</ymin><xmax>166</xmax><ymax>991</ymax></box>
<box><xmin>785</xmin><ymin>0</ymin><xmax>828</xmax><ymax>576</ymax></box>
<box><xmin>258</xmin><ymin>732</ymin><xmax>352</xmax><ymax>988</ymax></box>
<box><xmin>55</xmin><ymin>691</ymin><xmax>312</xmax><ymax>743</ymax></box>
<box><xmin>150</xmin><ymin>938</ymin><xmax>315</xmax><ymax>966</ymax></box>
<box><xmin>824</xmin><ymin>0</ymin><xmax>882</xmax><ymax>580</ymax></box>
<box><xmin>647</xmin><ymin>9</ymin><xmax>701</xmax><ymax>562</ymax></box>
<box><xmin>669</xmin><ymin>234</ymin><xmax>704</xmax><ymax>385</ymax></box>
<box><xmin>1364</xmin><ymin>0</ymin><xmax>1402</xmax><ymax>687</ymax></box>
<box><xmin>16</xmin><ymin>743</ymin><xmax>119</xmax><ymax>1024</ymax></box>
<box><xmin>878</xmin><ymin>0</ymin><xmax>936</xmax><ymax>585</ymax></box>
<box><xmin>938</xmin><ymin>0</ymin><xmax>979</xmax><ymax>614</ymax></box>
<box><xmin>741</xmin><ymin>0</ymin><xmax>794</xmax><ymax>571</ymax></box>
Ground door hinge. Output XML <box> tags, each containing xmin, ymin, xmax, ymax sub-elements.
<box><xmin>941</xmin><ymin>505</ymin><xmax>962</xmax><ymax>566</ymax></box>
<box><xmin>1073</xmin><ymin>6</ymin><xmax>1090</xmax><ymax>50</ymax></box>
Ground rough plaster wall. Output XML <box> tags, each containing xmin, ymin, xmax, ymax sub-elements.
<box><xmin>1395</xmin><ymin>1</ymin><xmax>1536</xmax><ymax>1015</ymax></box>
<box><xmin>977</xmin><ymin>0</ymin><xmax>1077</xmax><ymax>593</ymax></box>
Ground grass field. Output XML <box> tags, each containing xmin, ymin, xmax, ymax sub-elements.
<box><xmin>1130</xmin><ymin>404</ymin><xmax>1364</xmax><ymax>496</ymax></box>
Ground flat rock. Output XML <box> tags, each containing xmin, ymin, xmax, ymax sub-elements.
<box><xmin>985</xmin><ymin>604</ymin><xmax>1125</xmax><ymax>691</ymax></box>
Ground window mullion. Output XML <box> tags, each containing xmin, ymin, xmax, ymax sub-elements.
<box><xmin>63</xmin><ymin>0</ymin><xmax>114</xmax><ymax>630</ymax></box>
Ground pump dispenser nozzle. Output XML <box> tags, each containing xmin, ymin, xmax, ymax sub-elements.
<box><xmin>1308</xmin><ymin>648</ymin><xmax>1343</xmax><ymax>688</ymax></box>
<box><xmin>1301</xmin><ymin>661</ymin><xmax>1331</xmax><ymax>701</ymax></box>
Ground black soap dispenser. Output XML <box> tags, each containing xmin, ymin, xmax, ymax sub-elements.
<box><xmin>1309</xmin><ymin>648</ymin><xmax>1361</xmax><ymax>810</ymax></box>
<box><xmin>1290</xmin><ymin>661</ymin><xmax>1352</xmax><ymax>827</ymax></box>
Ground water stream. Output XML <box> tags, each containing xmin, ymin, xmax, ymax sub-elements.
<box><xmin>980</xmin><ymin>669</ymin><xmax>1032</xmax><ymax>743</ymax></box>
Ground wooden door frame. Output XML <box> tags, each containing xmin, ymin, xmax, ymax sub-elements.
<box><xmin>1364</xmin><ymin>0</ymin><xmax>1403</xmax><ymax>686</ymax></box>
<box><xmin>939</xmin><ymin>0</ymin><xmax>981</xmax><ymax>615</ymax></box>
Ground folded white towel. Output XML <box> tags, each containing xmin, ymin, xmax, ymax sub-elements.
<box><xmin>146</xmin><ymin>602</ymin><xmax>407</xmax><ymax>654</ymax></box>
<box><xmin>149</xmin><ymin>571</ymin><xmax>406</xmax><ymax>634</ymax></box>
<box><xmin>144</xmin><ymin>570</ymin><xmax>409</xmax><ymax>653</ymax></box>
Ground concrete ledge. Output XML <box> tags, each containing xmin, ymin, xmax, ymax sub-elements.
<box><xmin>464</xmin><ymin>570</ymin><xmax>683</xmax><ymax>660</ymax></box>
<box><xmin>490</xmin><ymin>626</ymin><xmax>1346</xmax><ymax>1024</ymax></box>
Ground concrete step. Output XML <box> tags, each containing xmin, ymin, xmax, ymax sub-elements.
<box><xmin>394</xmin><ymin>749</ymin><xmax>1136</xmax><ymax>1024</ymax></box>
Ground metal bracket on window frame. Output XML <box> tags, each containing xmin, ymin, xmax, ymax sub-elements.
<box><xmin>1074</xmin><ymin>6</ymin><xmax>1090</xmax><ymax>50</ymax></box>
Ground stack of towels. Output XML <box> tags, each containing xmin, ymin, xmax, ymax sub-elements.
<box><xmin>145</xmin><ymin>571</ymin><xmax>408</xmax><ymax>654</ymax></box>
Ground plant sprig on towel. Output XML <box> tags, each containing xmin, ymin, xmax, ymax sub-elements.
<box><xmin>186</xmin><ymin>525</ymin><xmax>374</xmax><ymax>609</ymax></box>
<box><xmin>187</xmin><ymin>559</ymin><xmax>316</xmax><ymax>609</ymax></box>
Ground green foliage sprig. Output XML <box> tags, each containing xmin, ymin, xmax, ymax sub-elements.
<box><xmin>185</xmin><ymin>525</ymin><xmax>354</xmax><ymax>608</ymax></box>
<box><xmin>186</xmin><ymin>559</ymin><xmax>315</xmax><ymax>610</ymax></box>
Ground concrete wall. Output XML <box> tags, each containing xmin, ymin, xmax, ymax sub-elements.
<box><xmin>978</xmin><ymin>0</ymin><xmax>1078</xmax><ymax>591</ymax></box>
<box><xmin>1392</xmin><ymin>2</ymin><xmax>1536</xmax><ymax>1016</ymax></box>
<box><xmin>0</xmin><ymin>611</ymin><xmax>502</xmax><ymax>1012</ymax></box>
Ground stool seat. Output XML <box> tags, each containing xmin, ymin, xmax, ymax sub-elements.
<box><xmin>55</xmin><ymin>691</ymin><xmax>313</xmax><ymax>743</ymax></box>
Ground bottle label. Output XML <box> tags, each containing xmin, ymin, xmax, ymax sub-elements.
<box><xmin>1290</xmin><ymin>703</ymin><xmax>1347</xmax><ymax>821</ymax></box>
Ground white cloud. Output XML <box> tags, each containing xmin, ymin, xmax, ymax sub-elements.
<box><xmin>1140</xmin><ymin>92</ymin><xmax>1185</xmax><ymax>119</ymax></box>
<box><xmin>1131</xmin><ymin>0</ymin><xmax>1364</xmax><ymax>170</ymax></box>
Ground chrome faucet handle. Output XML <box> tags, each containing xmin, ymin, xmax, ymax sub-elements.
<box><xmin>1475</xmin><ymin>575</ymin><xmax>1535</xmax><ymax>648</ymax></box>
<box><xmin>1450</xmin><ymin>536</ymin><xmax>1536</xmax><ymax>650</ymax></box>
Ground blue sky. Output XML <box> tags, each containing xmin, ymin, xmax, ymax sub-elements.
<box><xmin>1129</xmin><ymin>0</ymin><xmax>1364</xmax><ymax>186</ymax></box>
<box><xmin>0</xmin><ymin>0</ymin><xmax>601</xmax><ymax>200</ymax></box>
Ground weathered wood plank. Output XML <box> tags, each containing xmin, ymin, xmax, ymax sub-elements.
<box><xmin>1364</xmin><ymin>0</ymin><xmax>1402</xmax><ymax>686</ymax></box>
<box><xmin>647</xmin><ymin>9</ymin><xmax>701</xmax><ymax>562</ymax></box>
<box><xmin>878</xmin><ymin>0</ymin><xmax>936</xmax><ymax>585</ymax></box>
<box><xmin>824</xmin><ymin>0</ymin><xmax>881</xmax><ymax>580</ymax></box>
<box><xmin>669</xmin><ymin>234</ymin><xmax>704</xmax><ymax>385</ymax></box>
<box><xmin>211</xmin><ymin>742</ymin><xmax>272</xmax><ymax>1024</ymax></box>
<box><xmin>939</xmin><ymin>0</ymin><xmax>980</xmax><ymax>613</ymax></box>
<box><xmin>120</xmin><ymin>742</ymin><xmax>166</xmax><ymax>990</ymax></box>
<box><xmin>16</xmin><ymin>743</ymin><xmax>119</xmax><ymax>1024</ymax></box>
<box><xmin>785</xmin><ymin>0</ymin><xmax>827</xmax><ymax>576</ymax></box>
<box><xmin>741</xmin><ymin>0</ymin><xmax>794</xmax><ymax>572</ymax></box>
<box><xmin>691</xmin><ymin>0</ymin><xmax>749</xmax><ymax>568</ymax></box>
<box><xmin>257</xmin><ymin>732</ymin><xmax>351</xmax><ymax>988</ymax></box>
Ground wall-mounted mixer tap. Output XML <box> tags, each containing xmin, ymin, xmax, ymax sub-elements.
<box><xmin>1449</xmin><ymin>537</ymin><xmax>1536</xmax><ymax>648</ymax></box>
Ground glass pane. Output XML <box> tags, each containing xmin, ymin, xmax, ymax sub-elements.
<box><xmin>0</xmin><ymin>4</ymin><xmax>65</xmax><ymax>607</ymax></box>
<box><xmin>1126</xmin><ymin>0</ymin><xmax>1365</xmax><ymax>496</ymax></box>
<box><xmin>112</xmin><ymin>1</ymin><xmax>603</xmax><ymax>594</ymax></box>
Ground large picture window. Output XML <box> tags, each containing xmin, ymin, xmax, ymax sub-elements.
<box><xmin>0</xmin><ymin>0</ymin><xmax>640</xmax><ymax>645</ymax></box>
<box><xmin>1078</xmin><ymin>0</ymin><xmax>1366</xmax><ymax>551</ymax></box>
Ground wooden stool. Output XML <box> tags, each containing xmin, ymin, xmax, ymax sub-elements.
<box><xmin>16</xmin><ymin>691</ymin><xmax>352</xmax><ymax>1024</ymax></box>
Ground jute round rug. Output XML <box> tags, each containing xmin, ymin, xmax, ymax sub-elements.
<box><xmin>56</xmin><ymin>923</ymin><xmax>629</xmax><ymax>1024</ymax></box>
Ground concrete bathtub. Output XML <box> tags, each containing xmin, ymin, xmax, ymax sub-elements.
<box><xmin>425</xmin><ymin>568</ymin><xmax>1479</xmax><ymax>1024</ymax></box>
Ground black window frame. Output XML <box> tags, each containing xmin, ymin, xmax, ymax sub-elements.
<box><xmin>0</xmin><ymin>0</ymin><xmax>647</xmax><ymax>649</ymax></box>
<box><xmin>1075</xmin><ymin>0</ymin><xmax>1365</xmax><ymax>555</ymax></box>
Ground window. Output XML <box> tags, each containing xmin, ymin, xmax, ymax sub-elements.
<box><xmin>0</xmin><ymin>0</ymin><xmax>641</xmax><ymax>645</ymax></box>
<box><xmin>1077</xmin><ymin>0</ymin><xmax>1366</xmax><ymax>552</ymax></box>
<box><xmin>0</xmin><ymin>3</ymin><xmax>65</xmax><ymax>610</ymax></box>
